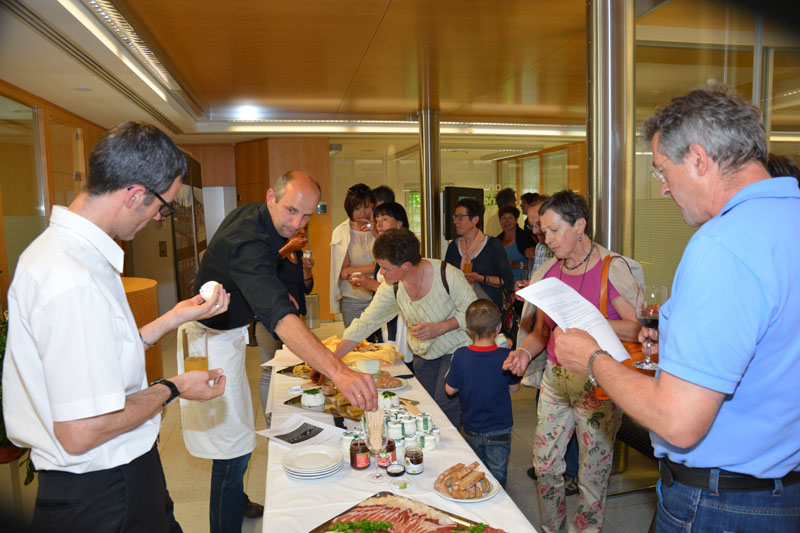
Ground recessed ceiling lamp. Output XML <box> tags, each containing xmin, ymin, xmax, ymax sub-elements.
<box><xmin>73</xmin><ymin>87</ymin><xmax>92</xmax><ymax>92</ymax></box>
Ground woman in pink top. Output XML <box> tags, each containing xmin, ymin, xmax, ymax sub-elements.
<box><xmin>507</xmin><ymin>190</ymin><xmax>640</xmax><ymax>533</ymax></box>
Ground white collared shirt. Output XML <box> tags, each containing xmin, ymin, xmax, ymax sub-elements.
<box><xmin>2</xmin><ymin>206</ymin><xmax>159</xmax><ymax>472</ymax></box>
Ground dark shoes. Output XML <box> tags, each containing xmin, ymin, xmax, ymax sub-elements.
<box><xmin>528</xmin><ymin>467</ymin><xmax>578</xmax><ymax>496</ymax></box>
<box><xmin>564</xmin><ymin>474</ymin><xmax>579</xmax><ymax>496</ymax></box>
<box><xmin>243</xmin><ymin>494</ymin><xmax>264</xmax><ymax>519</ymax></box>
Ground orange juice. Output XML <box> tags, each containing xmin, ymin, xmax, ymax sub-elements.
<box><xmin>184</xmin><ymin>356</ymin><xmax>208</xmax><ymax>372</ymax></box>
<box><xmin>462</xmin><ymin>262</ymin><xmax>473</xmax><ymax>273</ymax></box>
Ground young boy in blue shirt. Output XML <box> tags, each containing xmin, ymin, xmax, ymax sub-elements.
<box><xmin>445</xmin><ymin>299</ymin><xmax>520</xmax><ymax>486</ymax></box>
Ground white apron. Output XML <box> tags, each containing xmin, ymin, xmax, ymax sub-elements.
<box><xmin>177</xmin><ymin>321</ymin><xmax>256</xmax><ymax>460</ymax></box>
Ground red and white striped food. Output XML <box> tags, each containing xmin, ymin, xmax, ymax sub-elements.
<box><xmin>329</xmin><ymin>495</ymin><xmax>505</xmax><ymax>532</ymax></box>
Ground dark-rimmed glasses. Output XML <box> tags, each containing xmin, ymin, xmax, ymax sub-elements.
<box><xmin>148</xmin><ymin>189</ymin><xmax>176</xmax><ymax>217</ymax></box>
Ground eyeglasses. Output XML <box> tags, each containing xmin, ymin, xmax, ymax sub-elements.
<box><xmin>451</xmin><ymin>214</ymin><xmax>470</xmax><ymax>222</ymax></box>
<box><xmin>148</xmin><ymin>189</ymin><xmax>176</xmax><ymax>217</ymax></box>
<box><xmin>651</xmin><ymin>166</ymin><xmax>666</xmax><ymax>183</ymax></box>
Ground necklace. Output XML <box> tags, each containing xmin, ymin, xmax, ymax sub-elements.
<box><xmin>558</xmin><ymin>247</ymin><xmax>591</xmax><ymax>295</ymax></box>
<box><xmin>563</xmin><ymin>242</ymin><xmax>595</xmax><ymax>271</ymax></box>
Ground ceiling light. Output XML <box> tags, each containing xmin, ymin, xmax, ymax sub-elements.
<box><xmin>58</xmin><ymin>0</ymin><xmax>167</xmax><ymax>102</ymax></box>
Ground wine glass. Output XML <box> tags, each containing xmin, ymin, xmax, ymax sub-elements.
<box><xmin>364</xmin><ymin>411</ymin><xmax>388</xmax><ymax>483</ymax></box>
<box><xmin>634</xmin><ymin>284</ymin><xmax>668</xmax><ymax>370</ymax></box>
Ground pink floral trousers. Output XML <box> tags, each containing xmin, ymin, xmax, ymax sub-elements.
<box><xmin>534</xmin><ymin>361</ymin><xmax>621</xmax><ymax>533</ymax></box>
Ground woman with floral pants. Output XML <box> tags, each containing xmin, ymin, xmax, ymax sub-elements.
<box><xmin>503</xmin><ymin>191</ymin><xmax>641</xmax><ymax>532</ymax></box>
<box><xmin>534</xmin><ymin>362</ymin><xmax>621</xmax><ymax>532</ymax></box>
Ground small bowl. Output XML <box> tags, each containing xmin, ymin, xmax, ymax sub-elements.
<box><xmin>390</xmin><ymin>477</ymin><xmax>412</xmax><ymax>490</ymax></box>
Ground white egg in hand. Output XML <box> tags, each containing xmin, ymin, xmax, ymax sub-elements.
<box><xmin>199</xmin><ymin>280</ymin><xmax>220</xmax><ymax>301</ymax></box>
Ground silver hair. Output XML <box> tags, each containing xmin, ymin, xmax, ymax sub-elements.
<box><xmin>272</xmin><ymin>170</ymin><xmax>321</xmax><ymax>201</ymax></box>
<box><xmin>643</xmin><ymin>85</ymin><xmax>767</xmax><ymax>175</ymax></box>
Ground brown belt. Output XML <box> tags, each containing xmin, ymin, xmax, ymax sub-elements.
<box><xmin>660</xmin><ymin>457</ymin><xmax>800</xmax><ymax>492</ymax></box>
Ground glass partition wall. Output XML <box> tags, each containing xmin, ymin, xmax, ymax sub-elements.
<box><xmin>0</xmin><ymin>95</ymin><xmax>46</xmax><ymax>294</ymax></box>
<box><xmin>633</xmin><ymin>0</ymin><xmax>800</xmax><ymax>288</ymax></box>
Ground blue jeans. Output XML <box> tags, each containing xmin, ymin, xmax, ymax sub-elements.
<box><xmin>656</xmin><ymin>476</ymin><xmax>800</xmax><ymax>532</ymax></box>
<box><xmin>463</xmin><ymin>428</ymin><xmax>512</xmax><ymax>487</ymax></box>
<box><xmin>210</xmin><ymin>453</ymin><xmax>251</xmax><ymax>533</ymax></box>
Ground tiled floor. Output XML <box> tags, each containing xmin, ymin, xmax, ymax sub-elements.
<box><xmin>158</xmin><ymin>320</ymin><xmax>659</xmax><ymax>532</ymax></box>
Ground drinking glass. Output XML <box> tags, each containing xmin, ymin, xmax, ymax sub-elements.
<box><xmin>462</xmin><ymin>255</ymin><xmax>473</xmax><ymax>273</ymax></box>
<box><xmin>182</xmin><ymin>326</ymin><xmax>208</xmax><ymax>372</ymax></box>
<box><xmin>634</xmin><ymin>284</ymin><xmax>668</xmax><ymax>370</ymax></box>
<box><xmin>365</xmin><ymin>410</ymin><xmax>388</xmax><ymax>482</ymax></box>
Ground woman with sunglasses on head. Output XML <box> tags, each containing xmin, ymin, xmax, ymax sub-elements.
<box><xmin>444</xmin><ymin>198</ymin><xmax>514</xmax><ymax>311</ymax></box>
<box><xmin>330</xmin><ymin>184</ymin><xmax>379</xmax><ymax>329</ymax></box>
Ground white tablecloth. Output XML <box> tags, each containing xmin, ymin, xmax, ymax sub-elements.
<box><xmin>263</xmin><ymin>348</ymin><xmax>536</xmax><ymax>532</ymax></box>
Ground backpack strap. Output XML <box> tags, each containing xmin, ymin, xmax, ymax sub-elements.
<box><xmin>393</xmin><ymin>260</ymin><xmax>450</xmax><ymax>298</ymax></box>
<box><xmin>440</xmin><ymin>260</ymin><xmax>450</xmax><ymax>295</ymax></box>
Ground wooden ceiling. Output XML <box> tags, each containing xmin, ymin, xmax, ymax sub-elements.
<box><xmin>116</xmin><ymin>0</ymin><xmax>588</xmax><ymax>124</ymax></box>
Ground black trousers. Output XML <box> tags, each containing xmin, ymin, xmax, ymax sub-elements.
<box><xmin>31</xmin><ymin>444</ymin><xmax>181</xmax><ymax>533</ymax></box>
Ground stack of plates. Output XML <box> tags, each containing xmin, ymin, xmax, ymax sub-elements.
<box><xmin>282</xmin><ymin>445</ymin><xmax>344</xmax><ymax>480</ymax></box>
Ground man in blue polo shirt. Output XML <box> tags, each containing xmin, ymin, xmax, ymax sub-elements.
<box><xmin>547</xmin><ymin>86</ymin><xmax>800</xmax><ymax>531</ymax></box>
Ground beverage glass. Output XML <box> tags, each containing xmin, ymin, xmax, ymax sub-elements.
<box><xmin>365</xmin><ymin>409</ymin><xmax>388</xmax><ymax>482</ymax></box>
<box><xmin>462</xmin><ymin>255</ymin><xmax>473</xmax><ymax>274</ymax></box>
<box><xmin>634</xmin><ymin>284</ymin><xmax>668</xmax><ymax>370</ymax></box>
<box><xmin>183</xmin><ymin>326</ymin><xmax>209</xmax><ymax>372</ymax></box>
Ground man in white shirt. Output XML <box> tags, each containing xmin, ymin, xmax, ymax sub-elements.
<box><xmin>2</xmin><ymin>122</ymin><xmax>230</xmax><ymax>532</ymax></box>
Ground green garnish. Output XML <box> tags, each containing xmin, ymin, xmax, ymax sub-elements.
<box><xmin>381</xmin><ymin>391</ymin><xmax>397</xmax><ymax>398</ymax></box>
<box><xmin>304</xmin><ymin>388</ymin><xmax>321</xmax><ymax>395</ymax></box>
<box><xmin>458</xmin><ymin>525</ymin><xmax>487</xmax><ymax>533</ymax></box>
<box><xmin>328</xmin><ymin>519</ymin><xmax>393</xmax><ymax>532</ymax></box>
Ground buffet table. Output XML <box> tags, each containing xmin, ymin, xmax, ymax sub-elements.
<box><xmin>262</xmin><ymin>348</ymin><xmax>536</xmax><ymax>532</ymax></box>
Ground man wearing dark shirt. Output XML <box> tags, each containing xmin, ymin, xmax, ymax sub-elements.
<box><xmin>177</xmin><ymin>171</ymin><xmax>376</xmax><ymax>533</ymax></box>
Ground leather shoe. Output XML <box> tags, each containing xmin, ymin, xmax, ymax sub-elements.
<box><xmin>243</xmin><ymin>494</ymin><xmax>264</xmax><ymax>518</ymax></box>
<box><xmin>527</xmin><ymin>467</ymin><xmax>537</xmax><ymax>480</ymax></box>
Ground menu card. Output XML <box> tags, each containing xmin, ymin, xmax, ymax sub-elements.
<box><xmin>517</xmin><ymin>277</ymin><xmax>630</xmax><ymax>362</ymax></box>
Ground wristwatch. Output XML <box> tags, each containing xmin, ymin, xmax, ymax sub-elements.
<box><xmin>587</xmin><ymin>349</ymin><xmax>609</xmax><ymax>387</ymax></box>
<box><xmin>150</xmin><ymin>378</ymin><xmax>180</xmax><ymax>406</ymax></box>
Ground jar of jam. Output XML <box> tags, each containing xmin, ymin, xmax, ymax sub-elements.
<box><xmin>404</xmin><ymin>445</ymin><xmax>424</xmax><ymax>474</ymax></box>
<box><xmin>350</xmin><ymin>434</ymin><xmax>370</xmax><ymax>470</ymax></box>
<box><xmin>377</xmin><ymin>439</ymin><xmax>396</xmax><ymax>468</ymax></box>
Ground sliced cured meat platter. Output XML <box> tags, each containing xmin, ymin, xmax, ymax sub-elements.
<box><xmin>309</xmin><ymin>491</ymin><xmax>505</xmax><ymax>532</ymax></box>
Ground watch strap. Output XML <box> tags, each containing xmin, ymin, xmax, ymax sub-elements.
<box><xmin>587</xmin><ymin>349</ymin><xmax>609</xmax><ymax>387</ymax></box>
<box><xmin>150</xmin><ymin>378</ymin><xmax>180</xmax><ymax>406</ymax></box>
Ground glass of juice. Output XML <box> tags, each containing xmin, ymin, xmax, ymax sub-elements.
<box><xmin>183</xmin><ymin>326</ymin><xmax>209</xmax><ymax>372</ymax></box>
<box><xmin>462</xmin><ymin>255</ymin><xmax>473</xmax><ymax>273</ymax></box>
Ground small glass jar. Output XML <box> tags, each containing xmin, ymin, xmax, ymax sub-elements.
<box><xmin>387</xmin><ymin>421</ymin><xmax>403</xmax><ymax>441</ymax></box>
<box><xmin>416</xmin><ymin>412</ymin><xmax>433</xmax><ymax>432</ymax></box>
<box><xmin>404</xmin><ymin>445</ymin><xmax>424</xmax><ymax>474</ymax></box>
<box><xmin>394</xmin><ymin>437</ymin><xmax>405</xmax><ymax>460</ymax></box>
<box><xmin>402</xmin><ymin>416</ymin><xmax>417</xmax><ymax>436</ymax></box>
<box><xmin>349</xmin><ymin>434</ymin><xmax>370</xmax><ymax>470</ymax></box>
<box><xmin>340</xmin><ymin>431</ymin><xmax>356</xmax><ymax>456</ymax></box>
<box><xmin>432</xmin><ymin>426</ymin><xmax>440</xmax><ymax>445</ymax></box>
<box><xmin>377</xmin><ymin>439</ymin><xmax>396</xmax><ymax>468</ymax></box>
<box><xmin>421</xmin><ymin>431</ymin><xmax>436</xmax><ymax>451</ymax></box>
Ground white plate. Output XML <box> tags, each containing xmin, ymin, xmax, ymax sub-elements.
<box><xmin>284</xmin><ymin>462</ymin><xmax>343</xmax><ymax>479</ymax></box>
<box><xmin>281</xmin><ymin>445</ymin><xmax>343</xmax><ymax>472</ymax></box>
<box><xmin>434</xmin><ymin>475</ymin><xmax>500</xmax><ymax>503</ymax></box>
<box><xmin>284</xmin><ymin>460</ymin><xmax>342</xmax><ymax>475</ymax></box>
<box><xmin>376</xmin><ymin>377</ymin><xmax>407</xmax><ymax>392</ymax></box>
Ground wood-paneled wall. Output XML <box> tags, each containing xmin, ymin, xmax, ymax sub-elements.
<box><xmin>179</xmin><ymin>144</ymin><xmax>236</xmax><ymax>186</ymax></box>
<box><xmin>266</xmin><ymin>138</ymin><xmax>333</xmax><ymax>321</ymax></box>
